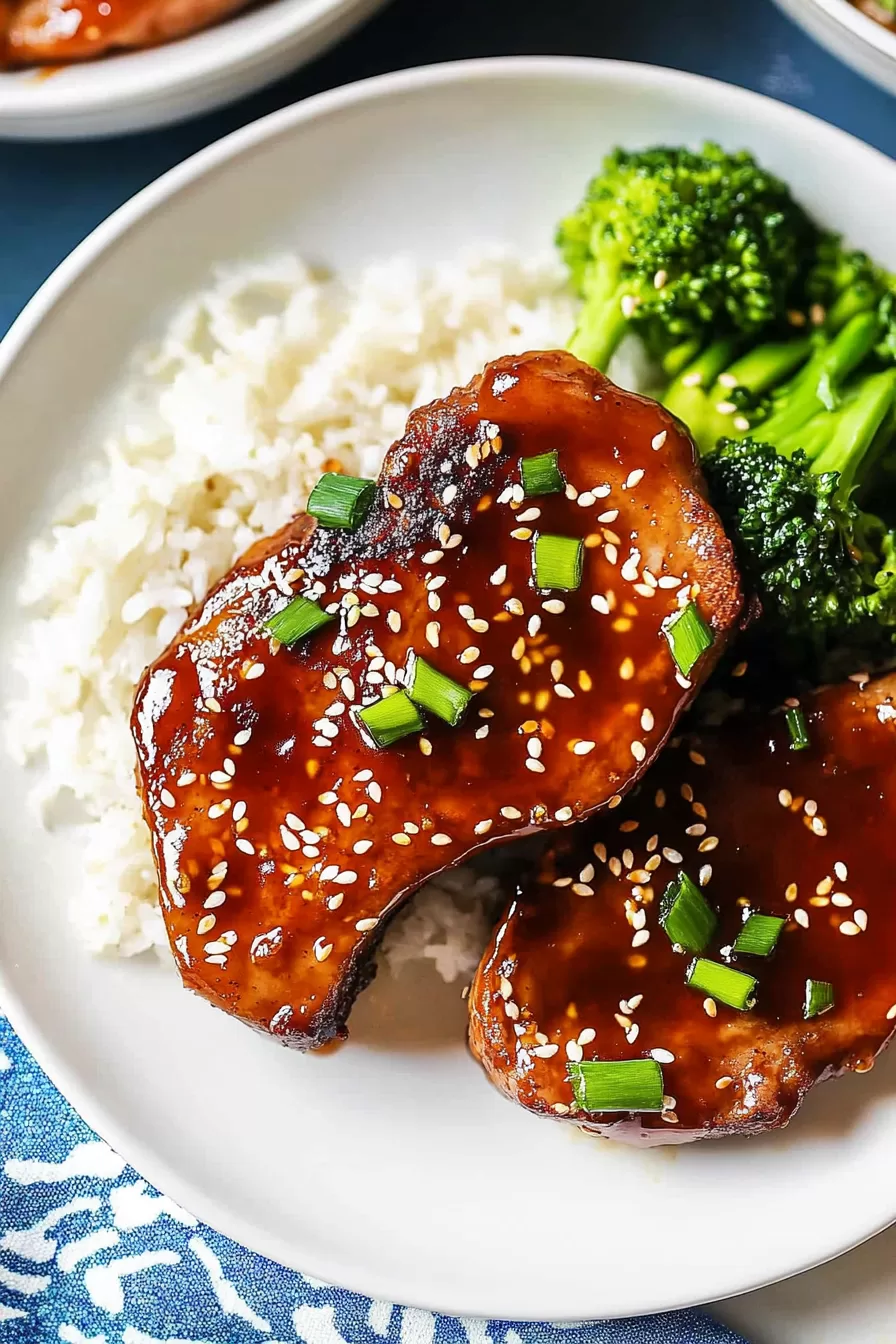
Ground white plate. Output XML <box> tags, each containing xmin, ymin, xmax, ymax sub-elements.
<box><xmin>2</xmin><ymin>58</ymin><xmax>896</xmax><ymax>1321</ymax></box>
<box><xmin>772</xmin><ymin>0</ymin><xmax>896</xmax><ymax>95</ymax></box>
<box><xmin>0</xmin><ymin>0</ymin><xmax>386</xmax><ymax>139</ymax></box>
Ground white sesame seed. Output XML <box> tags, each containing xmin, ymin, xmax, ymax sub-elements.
<box><xmin>280</xmin><ymin>825</ymin><xmax>301</xmax><ymax>851</ymax></box>
<box><xmin>391</xmin><ymin>833</ymin><xmax>411</xmax><ymax>846</ymax></box>
<box><xmin>532</xmin><ymin>1044</ymin><xmax>560</xmax><ymax>1059</ymax></box>
<box><xmin>839</xmin><ymin>920</ymin><xmax>860</xmax><ymax>936</ymax></box>
<box><xmin>235</xmin><ymin>838</ymin><xmax>255</xmax><ymax>856</ymax></box>
<box><xmin>566</xmin><ymin>1040</ymin><xmax>584</xmax><ymax>1062</ymax></box>
<box><xmin>528</xmin><ymin>614</ymin><xmax>542</xmax><ymax>638</ymax></box>
<box><xmin>490</xmin><ymin>564</ymin><xmax>507</xmax><ymax>585</ymax></box>
<box><xmin>630</xmin><ymin>741</ymin><xmax>646</xmax><ymax>762</ymax></box>
<box><xmin>160</xmin><ymin>788</ymin><xmax>176</xmax><ymax>808</ymax></box>
<box><xmin>703</xmin><ymin>997</ymin><xmax>717</xmax><ymax>1018</ymax></box>
<box><xmin>650</xmin><ymin>1048</ymin><xmax>675</xmax><ymax>1064</ymax></box>
<box><xmin>573</xmin><ymin>740</ymin><xmax>595</xmax><ymax>755</ymax></box>
<box><xmin>474</xmin><ymin>819</ymin><xmax>493</xmax><ymax>835</ymax></box>
<box><xmin>794</xmin><ymin>909</ymin><xmax>809</xmax><ymax>928</ymax></box>
<box><xmin>631</xmin><ymin>929</ymin><xmax>650</xmax><ymax>948</ymax></box>
<box><xmin>431</xmin><ymin>833</ymin><xmax>452</xmax><ymax>846</ymax></box>
<box><xmin>651</xmin><ymin>431</ymin><xmax>667</xmax><ymax>451</ymax></box>
<box><xmin>426</xmin><ymin>622</ymin><xmax>440</xmax><ymax>647</ymax></box>
<box><xmin>368</xmin><ymin>782</ymin><xmax>382</xmax><ymax>803</ymax></box>
<box><xmin>555</xmin><ymin>806</ymin><xmax>574</xmax><ymax>822</ymax></box>
<box><xmin>855</xmin><ymin>909</ymin><xmax>868</xmax><ymax>931</ymax></box>
<box><xmin>543</xmin><ymin>599</ymin><xmax>566</xmax><ymax>614</ymax></box>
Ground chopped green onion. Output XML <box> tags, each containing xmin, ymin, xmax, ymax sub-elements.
<box><xmin>785</xmin><ymin>706</ymin><xmax>810</xmax><ymax>751</ymax></box>
<box><xmin>734</xmin><ymin>913</ymin><xmax>787</xmax><ymax>958</ymax></box>
<box><xmin>264</xmin><ymin>594</ymin><xmax>334</xmax><ymax>646</ymax></box>
<box><xmin>660</xmin><ymin>871</ymin><xmax>717</xmax><ymax>953</ymax></box>
<box><xmin>308</xmin><ymin>472</ymin><xmax>375</xmax><ymax>530</ymax></box>
<box><xmin>356</xmin><ymin>691</ymin><xmax>424</xmax><ymax>748</ymax></box>
<box><xmin>662</xmin><ymin>601</ymin><xmax>714</xmax><ymax>678</ymax></box>
<box><xmin>686</xmin><ymin>958</ymin><xmax>758</xmax><ymax>1011</ymax></box>
<box><xmin>406</xmin><ymin>653</ymin><xmax>472</xmax><ymax>726</ymax></box>
<box><xmin>567</xmin><ymin>1059</ymin><xmax>664</xmax><ymax>1113</ymax></box>
<box><xmin>533</xmin><ymin>533</ymin><xmax>584</xmax><ymax>591</ymax></box>
<box><xmin>804</xmin><ymin>978</ymin><xmax>834</xmax><ymax>1020</ymax></box>
<box><xmin>521</xmin><ymin>451</ymin><xmax>564</xmax><ymax>497</ymax></box>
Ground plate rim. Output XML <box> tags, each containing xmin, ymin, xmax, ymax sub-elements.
<box><xmin>0</xmin><ymin>0</ymin><xmax>387</xmax><ymax>136</ymax></box>
<box><xmin>1</xmin><ymin>54</ymin><xmax>896</xmax><ymax>1319</ymax></box>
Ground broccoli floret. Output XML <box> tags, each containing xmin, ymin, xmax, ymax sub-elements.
<box><xmin>703</xmin><ymin>365</ymin><xmax>896</xmax><ymax>663</ymax></box>
<box><xmin>557</xmin><ymin>143</ymin><xmax>819</xmax><ymax>370</ymax></box>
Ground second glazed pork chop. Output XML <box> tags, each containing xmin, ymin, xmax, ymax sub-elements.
<box><xmin>1</xmin><ymin>0</ymin><xmax>247</xmax><ymax>62</ymax></box>
<box><xmin>470</xmin><ymin>673</ymin><xmax>896</xmax><ymax>1142</ymax></box>
<box><xmin>132</xmin><ymin>350</ymin><xmax>741</xmax><ymax>1048</ymax></box>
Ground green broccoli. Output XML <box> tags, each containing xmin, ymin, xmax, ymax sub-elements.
<box><xmin>557</xmin><ymin>143</ymin><xmax>819</xmax><ymax>371</ymax></box>
<box><xmin>702</xmin><ymin>364</ymin><xmax>896</xmax><ymax>665</ymax></box>
<box><xmin>664</xmin><ymin>235</ymin><xmax>896</xmax><ymax>454</ymax></box>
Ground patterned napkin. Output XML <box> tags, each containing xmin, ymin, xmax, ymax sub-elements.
<box><xmin>0</xmin><ymin>1017</ymin><xmax>745</xmax><ymax>1343</ymax></box>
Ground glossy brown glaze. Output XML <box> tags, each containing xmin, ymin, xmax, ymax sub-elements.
<box><xmin>132</xmin><ymin>350</ymin><xmax>741</xmax><ymax>1048</ymax></box>
<box><xmin>1</xmin><ymin>0</ymin><xmax>247</xmax><ymax>63</ymax></box>
<box><xmin>470</xmin><ymin>673</ymin><xmax>896</xmax><ymax>1143</ymax></box>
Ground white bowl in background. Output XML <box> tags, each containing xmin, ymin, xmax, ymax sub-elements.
<box><xmin>0</xmin><ymin>0</ymin><xmax>386</xmax><ymax>139</ymax></box>
<box><xmin>773</xmin><ymin>0</ymin><xmax>896</xmax><ymax>95</ymax></box>
<box><xmin>2</xmin><ymin>58</ymin><xmax>896</xmax><ymax>1320</ymax></box>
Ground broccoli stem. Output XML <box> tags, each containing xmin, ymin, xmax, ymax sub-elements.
<box><xmin>566</xmin><ymin>264</ymin><xmax>632</xmax><ymax>370</ymax></box>
<box><xmin>662</xmin><ymin>338</ymin><xmax>703</xmax><ymax>379</ymax></box>
<box><xmin>812</xmin><ymin>369</ymin><xmax>896</xmax><ymax>491</ymax></box>
<box><xmin>717</xmin><ymin>338</ymin><xmax>812</xmax><ymax>400</ymax></box>
<box><xmin>663</xmin><ymin>339</ymin><xmax>740</xmax><ymax>445</ymax></box>
<box><xmin>826</xmin><ymin>281</ymin><xmax>881</xmax><ymax>333</ymax></box>
<box><xmin>757</xmin><ymin>311</ymin><xmax>882</xmax><ymax>449</ymax></box>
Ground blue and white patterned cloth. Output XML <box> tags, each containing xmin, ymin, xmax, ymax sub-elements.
<box><xmin>0</xmin><ymin>1017</ymin><xmax>746</xmax><ymax>1344</ymax></box>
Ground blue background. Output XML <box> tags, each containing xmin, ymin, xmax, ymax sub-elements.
<box><xmin>0</xmin><ymin>0</ymin><xmax>894</xmax><ymax>338</ymax></box>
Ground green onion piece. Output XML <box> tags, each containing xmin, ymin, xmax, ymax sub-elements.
<box><xmin>686</xmin><ymin>958</ymin><xmax>758</xmax><ymax>1011</ymax></box>
<box><xmin>521</xmin><ymin>451</ymin><xmax>564</xmax><ymax>497</ymax></box>
<box><xmin>662</xmin><ymin>601</ymin><xmax>714</xmax><ymax>678</ymax></box>
<box><xmin>733</xmin><ymin>913</ymin><xmax>787</xmax><ymax>957</ymax></box>
<box><xmin>533</xmin><ymin>533</ymin><xmax>584</xmax><ymax>591</ymax></box>
<box><xmin>406</xmin><ymin>653</ymin><xmax>473</xmax><ymax>726</ymax></box>
<box><xmin>356</xmin><ymin>691</ymin><xmax>424</xmax><ymax>748</ymax></box>
<box><xmin>804</xmin><ymin>978</ymin><xmax>835</xmax><ymax>1020</ymax></box>
<box><xmin>308</xmin><ymin>472</ymin><xmax>375</xmax><ymax>530</ymax></box>
<box><xmin>264</xmin><ymin>594</ymin><xmax>334</xmax><ymax>646</ymax></box>
<box><xmin>785</xmin><ymin>706</ymin><xmax>810</xmax><ymax>751</ymax></box>
<box><xmin>660</xmin><ymin>871</ymin><xmax>717</xmax><ymax>953</ymax></box>
<box><xmin>567</xmin><ymin>1059</ymin><xmax>664</xmax><ymax>1113</ymax></box>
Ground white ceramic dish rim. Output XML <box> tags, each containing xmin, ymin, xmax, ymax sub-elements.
<box><xmin>811</xmin><ymin>0</ymin><xmax>896</xmax><ymax>60</ymax></box>
<box><xmin>1</xmin><ymin>57</ymin><xmax>896</xmax><ymax>1318</ymax></box>
<box><xmin>0</xmin><ymin>0</ymin><xmax>382</xmax><ymax>122</ymax></box>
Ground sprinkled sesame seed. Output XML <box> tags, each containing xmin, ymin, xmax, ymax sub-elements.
<box><xmin>699</xmin><ymin>865</ymin><xmax>712</xmax><ymax>886</ymax></box>
<box><xmin>703</xmin><ymin>998</ymin><xmax>717</xmax><ymax>1018</ymax></box>
<box><xmin>353</xmin><ymin>839</ymin><xmax>373</xmax><ymax>854</ymax></box>
<box><xmin>573</xmin><ymin>740</ymin><xmax>595</xmax><ymax>756</ymax></box>
<box><xmin>543</xmin><ymin>599</ymin><xmax>566</xmax><ymax>614</ymax></box>
<box><xmin>619</xmin><ymin>658</ymin><xmax>634</xmax><ymax>681</ymax></box>
<box><xmin>392</xmin><ymin>833</ymin><xmax>411</xmax><ymax>846</ymax></box>
<box><xmin>794</xmin><ymin>909</ymin><xmax>809</xmax><ymax>928</ymax></box>
<box><xmin>651</xmin><ymin>430</ymin><xmax>667</xmax><ymax>450</ymax></box>
<box><xmin>235</xmin><ymin>838</ymin><xmax>255</xmax><ymax>856</ymax></box>
<box><xmin>490</xmin><ymin>565</ymin><xmax>507</xmax><ymax>585</ymax></box>
<box><xmin>631</xmin><ymin>929</ymin><xmax>650</xmax><ymax>948</ymax></box>
<box><xmin>566</xmin><ymin>1040</ymin><xmax>584</xmax><ymax>1062</ymax></box>
<box><xmin>630</xmin><ymin>740</ymin><xmax>646</xmax><ymax>762</ymax></box>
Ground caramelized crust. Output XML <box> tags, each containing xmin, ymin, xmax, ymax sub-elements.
<box><xmin>469</xmin><ymin>673</ymin><xmax>896</xmax><ymax>1142</ymax></box>
<box><xmin>132</xmin><ymin>351</ymin><xmax>741</xmax><ymax>1047</ymax></box>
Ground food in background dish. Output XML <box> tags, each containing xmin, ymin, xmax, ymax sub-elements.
<box><xmin>470</xmin><ymin>673</ymin><xmax>896</xmax><ymax>1142</ymax></box>
<box><xmin>132</xmin><ymin>350</ymin><xmax>740</xmax><ymax>1047</ymax></box>
<box><xmin>0</xmin><ymin>0</ymin><xmax>250</xmax><ymax>64</ymax></box>
<box><xmin>852</xmin><ymin>0</ymin><xmax>896</xmax><ymax>33</ymax></box>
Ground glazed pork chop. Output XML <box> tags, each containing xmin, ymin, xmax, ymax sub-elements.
<box><xmin>1</xmin><ymin>0</ymin><xmax>247</xmax><ymax>62</ymax></box>
<box><xmin>132</xmin><ymin>350</ymin><xmax>741</xmax><ymax>1048</ymax></box>
<box><xmin>469</xmin><ymin>672</ymin><xmax>896</xmax><ymax>1143</ymax></box>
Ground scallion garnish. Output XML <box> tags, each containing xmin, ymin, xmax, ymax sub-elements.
<box><xmin>659</xmin><ymin>871</ymin><xmax>717</xmax><ymax>952</ymax></box>
<box><xmin>521</xmin><ymin>451</ymin><xmax>564</xmax><ymax>497</ymax></box>
<box><xmin>264</xmin><ymin>594</ymin><xmax>334</xmax><ymax>646</ymax></box>
<box><xmin>533</xmin><ymin>533</ymin><xmax>584</xmax><ymax>591</ymax></box>
<box><xmin>662</xmin><ymin>601</ymin><xmax>713</xmax><ymax>678</ymax></box>
<box><xmin>308</xmin><ymin>472</ymin><xmax>375</xmax><ymax>530</ymax></box>
<box><xmin>406</xmin><ymin>653</ymin><xmax>472</xmax><ymax>726</ymax></box>
<box><xmin>567</xmin><ymin>1059</ymin><xmax>664</xmax><ymax>1113</ymax></box>
<box><xmin>356</xmin><ymin>691</ymin><xmax>424</xmax><ymax>748</ymax></box>
<box><xmin>785</xmin><ymin>706</ymin><xmax>810</xmax><ymax>751</ymax></box>
<box><xmin>686</xmin><ymin>958</ymin><xmax>757</xmax><ymax>1011</ymax></box>
<box><xmin>804</xmin><ymin>978</ymin><xmax>834</xmax><ymax>1020</ymax></box>
<box><xmin>733</xmin><ymin>913</ymin><xmax>787</xmax><ymax>957</ymax></box>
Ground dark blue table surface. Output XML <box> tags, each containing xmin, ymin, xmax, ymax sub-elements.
<box><xmin>0</xmin><ymin>0</ymin><xmax>894</xmax><ymax>337</ymax></box>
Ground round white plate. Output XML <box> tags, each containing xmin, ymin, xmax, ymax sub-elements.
<box><xmin>2</xmin><ymin>58</ymin><xmax>896</xmax><ymax>1321</ymax></box>
<box><xmin>0</xmin><ymin>0</ymin><xmax>386</xmax><ymax>139</ymax></box>
<box><xmin>772</xmin><ymin>0</ymin><xmax>896</xmax><ymax>95</ymax></box>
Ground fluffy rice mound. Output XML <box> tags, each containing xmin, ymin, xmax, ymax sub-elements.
<box><xmin>4</xmin><ymin>247</ymin><xmax>576</xmax><ymax>973</ymax></box>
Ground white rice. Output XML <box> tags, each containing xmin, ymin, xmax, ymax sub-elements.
<box><xmin>4</xmin><ymin>245</ymin><xmax>578</xmax><ymax>974</ymax></box>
